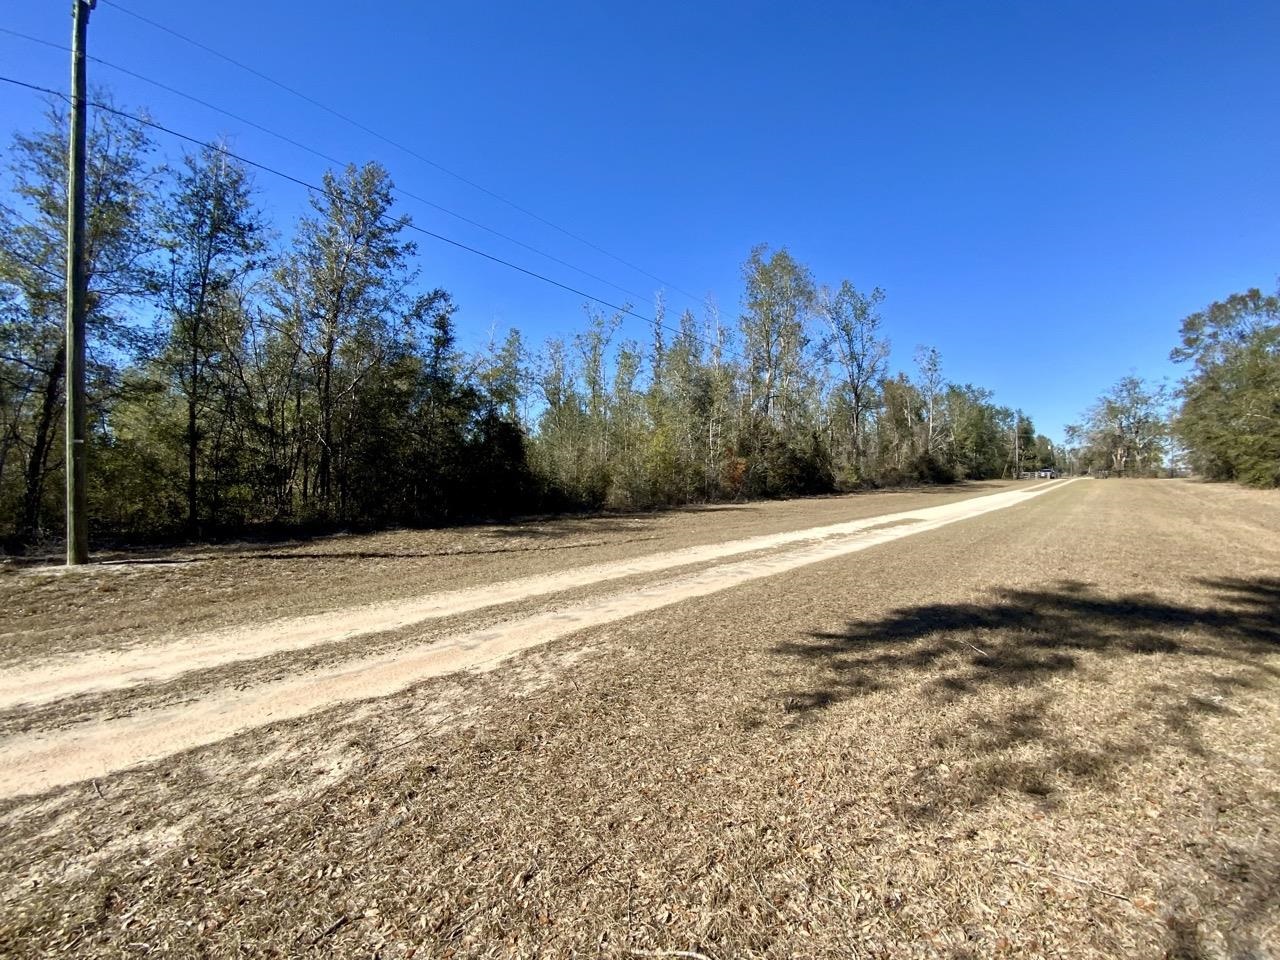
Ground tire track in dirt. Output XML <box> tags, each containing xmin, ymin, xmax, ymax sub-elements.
<box><xmin>0</xmin><ymin>481</ymin><xmax>1067</xmax><ymax>711</ymax></box>
<box><xmin>0</xmin><ymin>480</ymin><xmax>1075</xmax><ymax>798</ymax></box>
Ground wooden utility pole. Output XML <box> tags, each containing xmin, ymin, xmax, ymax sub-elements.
<box><xmin>64</xmin><ymin>0</ymin><xmax>95</xmax><ymax>565</ymax></box>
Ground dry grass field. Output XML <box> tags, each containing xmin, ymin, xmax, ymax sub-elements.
<box><xmin>1</xmin><ymin>479</ymin><xmax>1277</xmax><ymax>958</ymax></box>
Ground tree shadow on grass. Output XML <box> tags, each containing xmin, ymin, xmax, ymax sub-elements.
<box><xmin>776</xmin><ymin>576</ymin><xmax>1280</xmax><ymax>719</ymax></box>
<box><xmin>772</xmin><ymin>577</ymin><xmax>1280</xmax><ymax>956</ymax></box>
<box><xmin>772</xmin><ymin>576</ymin><xmax>1280</xmax><ymax>815</ymax></box>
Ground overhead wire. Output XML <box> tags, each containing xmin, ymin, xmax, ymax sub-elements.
<box><xmin>0</xmin><ymin>73</ymin><xmax>721</xmax><ymax>352</ymax></box>
<box><xmin>0</xmin><ymin>24</ymin><xmax>654</xmax><ymax>306</ymax></box>
<box><xmin>0</xmin><ymin>200</ymin><xmax>64</xmax><ymax>283</ymax></box>
<box><xmin>93</xmin><ymin>0</ymin><xmax>706</xmax><ymax>306</ymax></box>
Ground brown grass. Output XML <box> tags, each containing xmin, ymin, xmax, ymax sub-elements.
<box><xmin>0</xmin><ymin>479</ymin><xmax>1278</xmax><ymax>958</ymax></box>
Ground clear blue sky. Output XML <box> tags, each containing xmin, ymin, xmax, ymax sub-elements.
<box><xmin>3</xmin><ymin>0</ymin><xmax>1278</xmax><ymax>441</ymax></box>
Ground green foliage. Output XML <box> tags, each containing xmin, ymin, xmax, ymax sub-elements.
<box><xmin>1068</xmin><ymin>376</ymin><xmax>1169</xmax><ymax>477</ymax></box>
<box><xmin>739</xmin><ymin>245</ymin><xmax>817</xmax><ymax>431</ymax></box>
<box><xmin>1171</xmin><ymin>286</ymin><xmax>1280</xmax><ymax>486</ymax></box>
<box><xmin>0</xmin><ymin>98</ymin><xmax>158</xmax><ymax>546</ymax></box>
<box><xmin>153</xmin><ymin>144</ymin><xmax>265</xmax><ymax>534</ymax></box>
<box><xmin>819</xmin><ymin>280</ymin><xmax>888</xmax><ymax>480</ymax></box>
<box><xmin>9</xmin><ymin>86</ymin><xmax>1271</xmax><ymax>554</ymax></box>
<box><xmin>938</xmin><ymin>386</ymin><xmax>1008</xmax><ymax>479</ymax></box>
<box><xmin>0</xmin><ymin>99</ymin><xmax>1048</xmax><ymax>549</ymax></box>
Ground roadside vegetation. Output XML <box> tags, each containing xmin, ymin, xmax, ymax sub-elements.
<box><xmin>4</xmin><ymin>93</ymin><xmax>1275</xmax><ymax>555</ymax></box>
<box><xmin>1068</xmin><ymin>286</ymin><xmax>1279</xmax><ymax>484</ymax></box>
<box><xmin>1170</xmin><ymin>287</ymin><xmax>1280</xmax><ymax>486</ymax></box>
<box><xmin>0</xmin><ymin>97</ymin><xmax>1057</xmax><ymax>551</ymax></box>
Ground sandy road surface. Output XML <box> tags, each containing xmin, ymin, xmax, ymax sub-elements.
<box><xmin>2</xmin><ymin>478</ymin><xmax>1278</xmax><ymax>959</ymax></box>
<box><xmin>0</xmin><ymin>481</ymin><xmax>1018</xmax><ymax>665</ymax></box>
<box><xmin>1</xmin><ymin>480</ymin><xmax>1069</xmax><ymax>795</ymax></box>
<box><xmin>0</xmin><ymin>480</ymin><xmax>1065</xmax><ymax>712</ymax></box>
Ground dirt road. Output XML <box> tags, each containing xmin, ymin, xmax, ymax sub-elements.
<box><xmin>0</xmin><ymin>480</ymin><xmax>1070</xmax><ymax>795</ymax></box>
<box><xmin>1</xmin><ymin>478</ymin><xmax>1277</xmax><ymax>958</ymax></box>
<box><xmin>0</xmin><ymin>481</ymin><xmax>1066</xmax><ymax>715</ymax></box>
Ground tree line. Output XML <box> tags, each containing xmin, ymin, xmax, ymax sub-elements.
<box><xmin>1065</xmin><ymin>283</ymin><xmax>1278</xmax><ymax>486</ymax></box>
<box><xmin>0</xmin><ymin>97</ymin><xmax>1054</xmax><ymax>550</ymax></box>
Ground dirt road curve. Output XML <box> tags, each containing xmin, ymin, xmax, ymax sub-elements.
<box><xmin>1</xmin><ymin>478</ymin><xmax>1278</xmax><ymax>959</ymax></box>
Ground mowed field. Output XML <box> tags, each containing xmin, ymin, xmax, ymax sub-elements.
<box><xmin>1</xmin><ymin>478</ymin><xmax>1277</xmax><ymax>958</ymax></box>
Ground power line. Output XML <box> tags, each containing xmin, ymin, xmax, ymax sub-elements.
<box><xmin>0</xmin><ymin>26</ymin><xmax>64</xmax><ymax>53</ymax></box>
<box><xmin>0</xmin><ymin>200</ymin><xmax>64</xmax><ymax>283</ymax></box>
<box><xmin>0</xmin><ymin>74</ymin><xmax>720</xmax><ymax>353</ymax></box>
<box><xmin>0</xmin><ymin>25</ymin><xmax>654</xmax><ymax>306</ymax></box>
<box><xmin>93</xmin><ymin>0</ymin><xmax>705</xmax><ymax>306</ymax></box>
